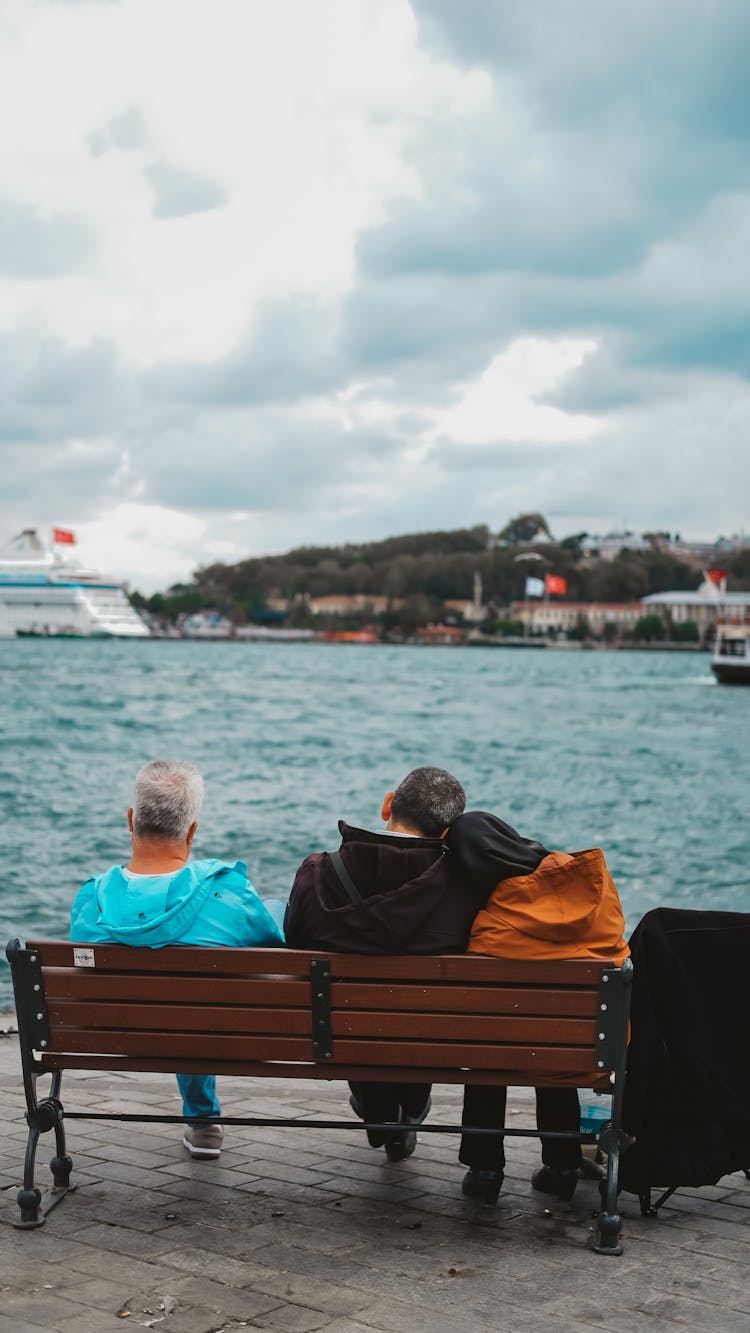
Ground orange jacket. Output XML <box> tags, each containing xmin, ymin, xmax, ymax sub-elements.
<box><xmin>468</xmin><ymin>847</ymin><xmax>629</xmax><ymax>964</ymax></box>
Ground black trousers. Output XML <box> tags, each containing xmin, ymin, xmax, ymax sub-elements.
<box><xmin>348</xmin><ymin>1080</ymin><xmax>432</xmax><ymax>1148</ymax></box>
<box><xmin>460</xmin><ymin>1085</ymin><xmax>583</xmax><ymax>1172</ymax></box>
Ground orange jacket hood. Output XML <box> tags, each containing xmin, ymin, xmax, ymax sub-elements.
<box><xmin>468</xmin><ymin>848</ymin><xmax>629</xmax><ymax>964</ymax></box>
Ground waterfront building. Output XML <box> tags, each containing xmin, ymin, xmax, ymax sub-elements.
<box><xmin>305</xmin><ymin>594</ymin><xmax>398</xmax><ymax>616</ymax></box>
<box><xmin>641</xmin><ymin>590</ymin><xmax>750</xmax><ymax>636</ymax></box>
<box><xmin>581</xmin><ymin>532</ymin><xmax>651</xmax><ymax>561</ymax></box>
<box><xmin>511</xmin><ymin>601</ymin><xmax>643</xmax><ymax>636</ymax></box>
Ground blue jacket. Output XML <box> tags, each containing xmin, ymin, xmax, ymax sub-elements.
<box><xmin>70</xmin><ymin>859</ymin><xmax>284</xmax><ymax>948</ymax></box>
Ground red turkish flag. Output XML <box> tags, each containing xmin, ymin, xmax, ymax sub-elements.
<box><xmin>545</xmin><ymin>574</ymin><xmax>568</xmax><ymax>596</ymax></box>
<box><xmin>53</xmin><ymin>527</ymin><xmax>76</xmax><ymax>544</ymax></box>
<box><xmin>706</xmin><ymin>569</ymin><xmax>727</xmax><ymax>585</ymax></box>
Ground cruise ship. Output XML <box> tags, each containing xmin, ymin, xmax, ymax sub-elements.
<box><xmin>0</xmin><ymin>529</ymin><xmax>150</xmax><ymax>638</ymax></box>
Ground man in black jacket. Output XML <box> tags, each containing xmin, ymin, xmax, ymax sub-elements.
<box><xmin>284</xmin><ymin>766</ymin><xmax>480</xmax><ymax>1160</ymax></box>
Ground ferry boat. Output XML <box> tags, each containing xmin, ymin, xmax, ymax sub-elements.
<box><xmin>711</xmin><ymin>620</ymin><xmax>750</xmax><ymax>685</ymax></box>
<box><xmin>0</xmin><ymin>529</ymin><xmax>150</xmax><ymax>638</ymax></box>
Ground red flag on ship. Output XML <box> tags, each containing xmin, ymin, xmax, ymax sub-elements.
<box><xmin>706</xmin><ymin>569</ymin><xmax>727</xmax><ymax>585</ymax></box>
<box><xmin>545</xmin><ymin>574</ymin><xmax>567</xmax><ymax>596</ymax></box>
<box><xmin>53</xmin><ymin>527</ymin><xmax>76</xmax><ymax>544</ymax></box>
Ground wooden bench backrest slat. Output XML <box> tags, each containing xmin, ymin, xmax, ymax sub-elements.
<box><xmin>336</xmin><ymin>983</ymin><xmax>598</xmax><ymax>1017</ymax></box>
<box><xmin>47</xmin><ymin>1001</ymin><xmax>313</xmax><ymax>1036</ymax></box>
<box><xmin>45</xmin><ymin>1027</ymin><xmax>604</xmax><ymax>1074</ymax></box>
<box><xmin>47</xmin><ymin>999</ymin><xmax>596</xmax><ymax>1046</ymax></box>
<box><xmin>43</xmin><ymin>970</ymin><xmax>311</xmax><ymax>1007</ymax></box>
<box><xmin>28</xmin><ymin>941</ymin><xmax>612</xmax><ymax>986</ymax></box>
<box><xmin>43</xmin><ymin>969</ymin><xmax>599</xmax><ymax>1018</ymax></box>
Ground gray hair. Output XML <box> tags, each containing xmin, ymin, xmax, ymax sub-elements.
<box><xmin>391</xmin><ymin>766</ymin><xmax>466</xmax><ymax>838</ymax></box>
<box><xmin>132</xmin><ymin>760</ymin><xmax>203</xmax><ymax>841</ymax></box>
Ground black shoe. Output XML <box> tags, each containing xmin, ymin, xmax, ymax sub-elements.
<box><xmin>385</xmin><ymin>1129</ymin><xmax>417</xmax><ymax>1162</ymax></box>
<box><xmin>461</xmin><ymin>1168</ymin><xmax>503</xmax><ymax>1204</ymax></box>
<box><xmin>384</xmin><ymin>1098</ymin><xmax>432</xmax><ymax>1163</ymax></box>
<box><xmin>531</xmin><ymin>1165</ymin><xmax>578</xmax><ymax>1201</ymax></box>
<box><xmin>349</xmin><ymin>1092</ymin><xmax>365</xmax><ymax>1120</ymax></box>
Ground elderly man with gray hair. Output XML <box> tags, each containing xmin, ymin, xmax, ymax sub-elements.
<box><xmin>70</xmin><ymin>759</ymin><xmax>284</xmax><ymax>1158</ymax></box>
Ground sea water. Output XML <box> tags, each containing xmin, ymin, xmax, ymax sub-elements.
<box><xmin>1</xmin><ymin>639</ymin><xmax>748</xmax><ymax>1004</ymax></box>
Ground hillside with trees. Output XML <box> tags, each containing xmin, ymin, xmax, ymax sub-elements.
<box><xmin>132</xmin><ymin>515</ymin><xmax>749</xmax><ymax>632</ymax></box>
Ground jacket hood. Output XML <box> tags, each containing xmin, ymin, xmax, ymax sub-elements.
<box><xmin>469</xmin><ymin>846</ymin><xmax>629</xmax><ymax>962</ymax></box>
<box><xmin>483</xmin><ymin>849</ymin><xmax>608</xmax><ymax>943</ymax></box>
<box><xmin>86</xmin><ymin>859</ymin><xmax>247</xmax><ymax>946</ymax></box>
<box><xmin>449</xmin><ymin>811</ymin><xmax>547</xmax><ymax>895</ymax></box>
<box><xmin>324</xmin><ymin>822</ymin><xmax>448</xmax><ymax>950</ymax></box>
<box><xmin>284</xmin><ymin>820</ymin><xmax>485</xmax><ymax>955</ymax></box>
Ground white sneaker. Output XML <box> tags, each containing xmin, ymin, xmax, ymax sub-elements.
<box><xmin>182</xmin><ymin>1123</ymin><xmax>224</xmax><ymax>1159</ymax></box>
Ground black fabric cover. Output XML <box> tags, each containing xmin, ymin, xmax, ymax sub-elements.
<box><xmin>620</xmin><ymin>907</ymin><xmax>750</xmax><ymax>1193</ymax></box>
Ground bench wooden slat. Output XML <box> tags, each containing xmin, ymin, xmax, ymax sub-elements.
<box><xmin>29</xmin><ymin>940</ymin><xmax>614</xmax><ymax>985</ymax></box>
<box><xmin>31</xmin><ymin>942</ymin><xmax>313</xmax><ymax>977</ymax></box>
<box><xmin>47</xmin><ymin>1001</ymin><xmax>313</xmax><ymax>1035</ymax></box>
<box><xmin>42</xmin><ymin>969</ymin><xmax>599</xmax><ymax>1017</ymax></box>
<box><xmin>38</xmin><ymin>1052</ymin><xmax>612</xmax><ymax>1087</ymax></box>
<box><xmin>339</xmin><ymin>1014</ymin><xmax>596</xmax><ymax>1042</ymax></box>
<box><xmin>43</xmin><ymin>970</ymin><xmax>310</xmax><ymax>1007</ymax></box>
<box><xmin>46</xmin><ymin>999</ymin><xmax>595</xmax><ymax>1045</ymax></box>
<box><xmin>44</xmin><ymin>1027</ymin><xmax>602</xmax><ymax>1072</ymax></box>
<box><xmin>324</xmin><ymin>955</ymin><xmax>611</xmax><ymax>984</ymax></box>
<box><xmin>335</xmin><ymin>983</ymin><xmax>598</xmax><ymax>1017</ymax></box>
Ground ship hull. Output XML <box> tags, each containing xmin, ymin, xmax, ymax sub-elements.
<box><xmin>712</xmin><ymin>661</ymin><xmax>750</xmax><ymax>685</ymax></box>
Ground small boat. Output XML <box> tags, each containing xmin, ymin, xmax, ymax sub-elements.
<box><xmin>324</xmin><ymin>629</ymin><xmax>379</xmax><ymax>644</ymax></box>
<box><xmin>712</xmin><ymin>620</ymin><xmax>750</xmax><ymax>685</ymax></box>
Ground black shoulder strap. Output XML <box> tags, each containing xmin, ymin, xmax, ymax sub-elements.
<box><xmin>328</xmin><ymin>850</ymin><xmax>365</xmax><ymax>908</ymax></box>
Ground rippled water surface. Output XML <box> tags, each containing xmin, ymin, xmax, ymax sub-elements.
<box><xmin>1</xmin><ymin>639</ymin><xmax>748</xmax><ymax>1002</ymax></box>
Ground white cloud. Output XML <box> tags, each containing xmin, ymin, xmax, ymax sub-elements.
<box><xmin>75</xmin><ymin>502</ymin><xmax>247</xmax><ymax>590</ymax></box>
<box><xmin>0</xmin><ymin>0</ymin><xmax>488</xmax><ymax>364</ymax></box>
<box><xmin>321</xmin><ymin>336</ymin><xmax>603</xmax><ymax>452</ymax></box>
<box><xmin>431</xmin><ymin>337</ymin><xmax>602</xmax><ymax>445</ymax></box>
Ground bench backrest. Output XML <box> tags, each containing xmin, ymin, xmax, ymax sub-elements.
<box><xmin>10</xmin><ymin>940</ymin><xmax>631</xmax><ymax>1089</ymax></box>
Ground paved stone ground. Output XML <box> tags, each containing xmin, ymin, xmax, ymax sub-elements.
<box><xmin>1</xmin><ymin>1022</ymin><xmax>749</xmax><ymax>1333</ymax></box>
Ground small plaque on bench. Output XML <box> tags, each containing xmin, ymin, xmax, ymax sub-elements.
<box><xmin>73</xmin><ymin>947</ymin><xmax>95</xmax><ymax>968</ymax></box>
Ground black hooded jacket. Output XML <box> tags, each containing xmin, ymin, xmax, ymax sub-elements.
<box><xmin>284</xmin><ymin>820</ymin><xmax>490</xmax><ymax>954</ymax></box>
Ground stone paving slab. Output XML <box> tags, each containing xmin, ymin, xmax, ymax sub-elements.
<box><xmin>1</xmin><ymin>1026</ymin><xmax>749</xmax><ymax>1332</ymax></box>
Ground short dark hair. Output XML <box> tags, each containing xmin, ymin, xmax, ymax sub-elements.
<box><xmin>390</xmin><ymin>766</ymin><xmax>466</xmax><ymax>838</ymax></box>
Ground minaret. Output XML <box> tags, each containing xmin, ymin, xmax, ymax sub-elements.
<box><xmin>473</xmin><ymin>570</ymin><xmax>482</xmax><ymax>615</ymax></box>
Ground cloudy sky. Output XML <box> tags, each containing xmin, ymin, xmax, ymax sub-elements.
<box><xmin>1</xmin><ymin>0</ymin><xmax>748</xmax><ymax>590</ymax></box>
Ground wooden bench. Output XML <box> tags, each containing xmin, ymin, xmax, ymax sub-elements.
<box><xmin>6</xmin><ymin>938</ymin><xmax>632</xmax><ymax>1255</ymax></box>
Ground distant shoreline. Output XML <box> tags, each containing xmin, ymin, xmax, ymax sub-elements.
<box><xmin>4</xmin><ymin>636</ymin><xmax>708</xmax><ymax>652</ymax></box>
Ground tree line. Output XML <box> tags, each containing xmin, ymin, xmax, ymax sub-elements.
<box><xmin>131</xmin><ymin>515</ymin><xmax>749</xmax><ymax>630</ymax></box>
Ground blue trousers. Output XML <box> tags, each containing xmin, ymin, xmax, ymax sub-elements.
<box><xmin>177</xmin><ymin>1073</ymin><xmax>221</xmax><ymax>1120</ymax></box>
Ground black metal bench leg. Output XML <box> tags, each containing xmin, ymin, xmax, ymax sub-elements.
<box><xmin>16</xmin><ymin>1124</ymin><xmax>44</xmax><ymax>1227</ymax></box>
<box><xmin>640</xmin><ymin>1184</ymin><xmax>677</xmax><ymax>1216</ymax></box>
<box><xmin>49</xmin><ymin>1072</ymin><xmax>73</xmax><ymax>1191</ymax></box>
<box><xmin>593</xmin><ymin>1131</ymin><xmax>623</xmax><ymax>1256</ymax></box>
<box><xmin>15</xmin><ymin>1079</ymin><xmax>75</xmax><ymax>1229</ymax></box>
